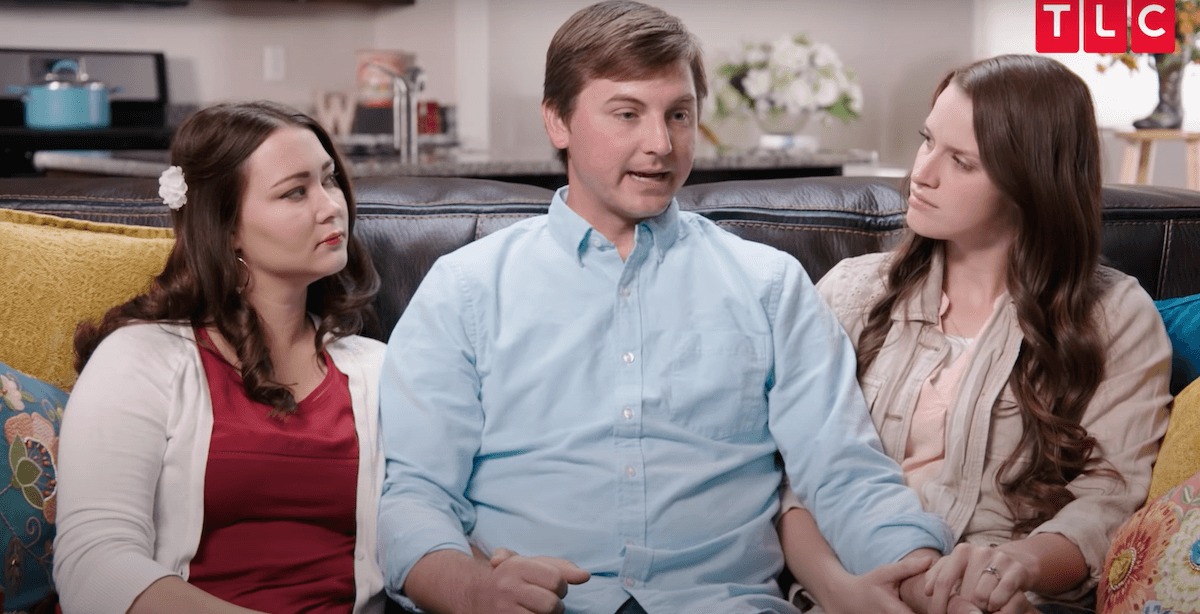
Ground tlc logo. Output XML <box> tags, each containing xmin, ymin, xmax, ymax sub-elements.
<box><xmin>1036</xmin><ymin>0</ymin><xmax>1176</xmax><ymax>53</ymax></box>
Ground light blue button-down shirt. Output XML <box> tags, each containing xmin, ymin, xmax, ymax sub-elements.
<box><xmin>378</xmin><ymin>188</ymin><xmax>951</xmax><ymax>613</ymax></box>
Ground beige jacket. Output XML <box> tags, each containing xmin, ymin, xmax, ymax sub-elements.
<box><xmin>814</xmin><ymin>249</ymin><xmax>1172</xmax><ymax>603</ymax></box>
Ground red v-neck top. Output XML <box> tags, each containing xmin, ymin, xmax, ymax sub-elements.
<box><xmin>187</xmin><ymin>327</ymin><xmax>359</xmax><ymax>613</ymax></box>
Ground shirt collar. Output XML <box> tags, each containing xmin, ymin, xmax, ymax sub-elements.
<box><xmin>897</xmin><ymin>244</ymin><xmax>1012</xmax><ymax>323</ymax></box>
<box><xmin>643</xmin><ymin>198</ymin><xmax>681</xmax><ymax>261</ymax></box>
<box><xmin>911</xmin><ymin>245</ymin><xmax>948</xmax><ymax>323</ymax></box>
<box><xmin>547</xmin><ymin>186</ymin><xmax>682</xmax><ymax>265</ymax></box>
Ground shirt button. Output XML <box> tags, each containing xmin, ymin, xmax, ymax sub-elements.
<box><xmin>620</xmin><ymin>286</ymin><xmax>632</xmax><ymax>298</ymax></box>
<box><xmin>624</xmin><ymin>577</ymin><xmax>636</xmax><ymax>587</ymax></box>
<box><xmin>622</xmin><ymin>352</ymin><xmax>635</xmax><ymax>364</ymax></box>
<box><xmin>625</xmin><ymin>465</ymin><xmax>636</xmax><ymax>477</ymax></box>
<box><xmin>622</xmin><ymin>407</ymin><xmax>634</xmax><ymax>420</ymax></box>
<box><xmin>356</xmin><ymin>552</ymin><xmax>365</xmax><ymax>561</ymax></box>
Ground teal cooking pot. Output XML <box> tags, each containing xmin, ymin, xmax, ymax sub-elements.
<box><xmin>7</xmin><ymin>60</ymin><xmax>117</xmax><ymax>130</ymax></box>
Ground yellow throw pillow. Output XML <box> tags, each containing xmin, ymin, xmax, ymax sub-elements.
<box><xmin>1147</xmin><ymin>377</ymin><xmax>1200</xmax><ymax>502</ymax></box>
<box><xmin>0</xmin><ymin>208</ymin><xmax>174</xmax><ymax>391</ymax></box>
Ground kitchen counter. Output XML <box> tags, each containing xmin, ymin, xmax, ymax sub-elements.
<box><xmin>32</xmin><ymin>147</ymin><xmax>877</xmax><ymax>188</ymax></box>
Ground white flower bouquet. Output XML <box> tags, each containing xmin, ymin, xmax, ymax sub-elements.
<box><xmin>712</xmin><ymin>34</ymin><xmax>862</xmax><ymax>129</ymax></box>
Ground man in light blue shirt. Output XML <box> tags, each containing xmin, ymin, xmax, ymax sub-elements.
<box><xmin>377</xmin><ymin>2</ymin><xmax>952</xmax><ymax>613</ymax></box>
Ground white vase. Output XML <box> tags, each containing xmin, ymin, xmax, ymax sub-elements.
<box><xmin>755</xmin><ymin>108</ymin><xmax>811</xmax><ymax>134</ymax></box>
<box><xmin>754</xmin><ymin>109</ymin><xmax>817</xmax><ymax>153</ymax></box>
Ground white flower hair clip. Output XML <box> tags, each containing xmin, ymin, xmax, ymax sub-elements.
<box><xmin>158</xmin><ymin>165</ymin><xmax>188</xmax><ymax>210</ymax></box>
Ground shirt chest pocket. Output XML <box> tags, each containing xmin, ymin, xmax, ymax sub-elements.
<box><xmin>859</xmin><ymin>374</ymin><xmax>902</xmax><ymax>451</ymax></box>
<box><xmin>667</xmin><ymin>332</ymin><xmax>771</xmax><ymax>439</ymax></box>
<box><xmin>859</xmin><ymin>374</ymin><xmax>886</xmax><ymax>414</ymax></box>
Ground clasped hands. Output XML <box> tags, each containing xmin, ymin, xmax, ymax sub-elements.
<box><xmin>458</xmin><ymin>542</ymin><xmax>1041</xmax><ymax>614</ymax></box>
<box><xmin>832</xmin><ymin>544</ymin><xmax>1039</xmax><ymax>614</ymax></box>
<box><xmin>918</xmin><ymin>543</ymin><xmax>1040</xmax><ymax>614</ymax></box>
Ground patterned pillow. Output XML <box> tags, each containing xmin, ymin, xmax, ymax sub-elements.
<box><xmin>1098</xmin><ymin>468</ymin><xmax>1200</xmax><ymax>614</ymax></box>
<box><xmin>0</xmin><ymin>360</ymin><xmax>66</xmax><ymax>612</ymax></box>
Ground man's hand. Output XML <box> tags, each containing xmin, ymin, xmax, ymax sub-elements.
<box><xmin>404</xmin><ymin>548</ymin><xmax>590</xmax><ymax>614</ymax></box>
<box><xmin>464</xmin><ymin>547</ymin><xmax>590</xmax><ymax>614</ymax></box>
<box><xmin>812</xmin><ymin>550</ymin><xmax>934</xmax><ymax>614</ymax></box>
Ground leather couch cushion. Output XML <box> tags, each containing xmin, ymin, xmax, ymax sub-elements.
<box><xmin>2</xmin><ymin>176</ymin><xmax>1199</xmax><ymax>343</ymax></box>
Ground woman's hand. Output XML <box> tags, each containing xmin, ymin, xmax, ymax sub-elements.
<box><xmin>923</xmin><ymin>534</ymin><xmax>1086</xmax><ymax>614</ymax></box>
<box><xmin>923</xmin><ymin>543</ymin><xmax>1038</xmax><ymax>614</ymax></box>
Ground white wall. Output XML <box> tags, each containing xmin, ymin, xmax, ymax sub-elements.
<box><xmin>373</xmin><ymin>0</ymin><xmax>456</xmax><ymax>104</ymax></box>
<box><xmin>2</xmin><ymin>0</ymin><xmax>1195</xmax><ymax>187</ymax></box>
<box><xmin>975</xmin><ymin>0</ymin><xmax>1200</xmax><ymax>187</ymax></box>
<box><xmin>0</xmin><ymin>0</ymin><xmax>976</xmax><ymax>168</ymax></box>
<box><xmin>371</xmin><ymin>0</ymin><xmax>495</xmax><ymax>154</ymax></box>
<box><xmin>369</xmin><ymin>0</ymin><xmax>973</xmax><ymax>166</ymax></box>
<box><xmin>482</xmin><ymin>0</ymin><xmax>976</xmax><ymax>166</ymax></box>
<box><xmin>0</xmin><ymin>0</ymin><xmax>381</xmax><ymax>110</ymax></box>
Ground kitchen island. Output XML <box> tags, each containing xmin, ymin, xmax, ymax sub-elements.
<box><xmin>32</xmin><ymin>147</ymin><xmax>878</xmax><ymax>189</ymax></box>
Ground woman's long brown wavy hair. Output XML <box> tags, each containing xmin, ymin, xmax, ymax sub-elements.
<box><xmin>855</xmin><ymin>55</ymin><xmax>1110</xmax><ymax>535</ymax></box>
<box><xmin>74</xmin><ymin>101</ymin><xmax>380</xmax><ymax>417</ymax></box>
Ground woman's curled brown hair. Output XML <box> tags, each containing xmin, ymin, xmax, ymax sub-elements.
<box><xmin>74</xmin><ymin>100</ymin><xmax>380</xmax><ymax>417</ymax></box>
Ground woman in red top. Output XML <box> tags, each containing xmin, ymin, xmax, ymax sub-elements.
<box><xmin>54</xmin><ymin>101</ymin><xmax>387</xmax><ymax>614</ymax></box>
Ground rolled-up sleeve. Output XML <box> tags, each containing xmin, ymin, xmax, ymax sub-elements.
<box><xmin>1030</xmin><ymin>276</ymin><xmax>1173</xmax><ymax>589</ymax></box>
<box><xmin>377</xmin><ymin>257</ymin><xmax>483</xmax><ymax>600</ymax></box>
<box><xmin>768</xmin><ymin>256</ymin><xmax>952</xmax><ymax>575</ymax></box>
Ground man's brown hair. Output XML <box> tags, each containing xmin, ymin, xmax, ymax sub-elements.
<box><xmin>543</xmin><ymin>0</ymin><xmax>707</xmax><ymax>166</ymax></box>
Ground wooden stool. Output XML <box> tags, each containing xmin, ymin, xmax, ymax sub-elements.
<box><xmin>1115</xmin><ymin>130</ymin><xmax>1200</xmax><ymax>190</ymax></box>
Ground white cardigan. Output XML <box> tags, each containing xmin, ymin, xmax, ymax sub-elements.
<box><xmin>53</xmin><ymin>323</ymin><xmax>387</xmax><ymax>614</ymax></box>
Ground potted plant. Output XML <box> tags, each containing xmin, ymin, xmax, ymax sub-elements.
<box><xmin>1097</xmin><ymin>0</ymin><xmax>1200</xmax><ymax>129</ymax></box>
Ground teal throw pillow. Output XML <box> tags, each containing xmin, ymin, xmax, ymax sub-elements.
<box><xmin>0</xmin><ymin>360</ymin><xmax>66</xmax><ymax>612</ymax></box>
<box><xmin>1156</xmin><ymin>293</ymin><xmax>1200</xmax><ymax>394</ymax></box>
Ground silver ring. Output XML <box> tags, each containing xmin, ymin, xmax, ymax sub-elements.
<box><xmin>984</xmin><ymin>565</ymin><xmax>1000</xmax><ymax>578</ymax></box>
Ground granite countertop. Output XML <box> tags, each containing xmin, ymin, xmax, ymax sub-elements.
<box><xmin>33</xmin><ymin>147</ymin><xmax>876</xmax><ymax>179</ymax></box>
<box><xmin>33</xmin><ymin>150</ymin><xmax>172</xmax><ymax>178</ymax></box>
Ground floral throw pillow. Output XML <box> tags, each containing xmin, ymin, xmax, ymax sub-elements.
<box><xmin>1098</xmin><ymin>469</ymin><xmax>1200</xmax><ymax>614</ymax></box>
<box><xmin>0</xmin><ymin>360</ymin><xmax>66</xmax><ymax>612</ymax></box>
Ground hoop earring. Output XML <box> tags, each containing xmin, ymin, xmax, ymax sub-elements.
<box><xmin>236</xmin><ymin>255</ymin><xmax>251</xmax><ymax>294</ymax></box>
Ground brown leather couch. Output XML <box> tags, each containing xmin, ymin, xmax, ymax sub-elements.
<box><xmin>2</xmin><ymin>174</ymin><xmax>1199</xmax><ymax>384</ymax></box>
<box><xmin>2</xmin><ymin>174</ymin><xmax>1199</xmax><ymax>612</ymax></box>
